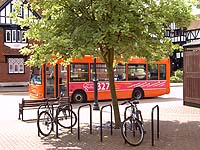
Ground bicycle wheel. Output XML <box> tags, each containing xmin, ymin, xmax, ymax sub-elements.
<box><xmin>57</xmin><ymin>107</ymin><xmax>77</xmax><ymax>128</ymax></box>
<box><xmin>37</xmin><ymin>111</ymin><xmax>53</xmax><ymax>137</ymax></box>
<box><xmin>121</xmin><ymin>117</ymin><xmax>144</xmax><ymax>146</ymax></box>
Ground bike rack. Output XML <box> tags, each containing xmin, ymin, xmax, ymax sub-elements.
<box><xmin>151</xmin><ymin>105</ymin><xmax>159</xmax><ymax>146</ymax></box>
<box><xmin>100</xmin><ymin>104</ymin><xmax>113</xmax><ymax>142</ymax></box>
<box><xmin>37</xmin><ymin>104</ymin><xmax>53</xmax><ymax>137</ymax></box>
<box><xmin>77</xmin><ymin>104</ymin><xmax>92</xmax><ymax>140</ymax></box>
<box><xmin>56</xmin><ymin>104</ymin><xmax>73</xmax><ymax>138</ymax></box>
<box><xmin>123</xmin><ymin>105</ymin><xmax>132</xmax><ymax>144</ymax></box>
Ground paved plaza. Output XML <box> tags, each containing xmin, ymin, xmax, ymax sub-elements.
<box><xmin>0</xmin><ymin>86</ymin><xmax>200</xmax><ymax>150</ymax></box>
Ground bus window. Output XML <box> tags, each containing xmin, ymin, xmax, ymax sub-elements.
<box><xmin>114</xmin><ymin>64</ymin><xmax>126</xmax><ymax>81</ymax></box>
<box><xmin>148</xmin><ymin>64</ymin><xmax>158</xmax><ymax>80</ymax></box>
<box><xmin>160</xmin><ymin>64</ymin><xmax>166</xmax><ymax>80</ymax></box>
<box><xmin>70</xmin><ymin>64</ymin><xmax>89</xmax><ymax>82</ymax></box>
<box><xmin>30</xmin><ymin>67</ymin><xmax>42</xmax><ymax>85</ymax></box>
<box><xmin>97</xmin><ymin>64</ymin><xmax>109</xmax><ymax>81</ymax></box>
<box><xmin>91</xmin><ymin>64</ymin><xmax>109</xmax><ymax>81</ymax></box>
<box><xmin>128</xmin><ymin>64</ymin><xmax>146</xmax><ymax>80</ymax></box>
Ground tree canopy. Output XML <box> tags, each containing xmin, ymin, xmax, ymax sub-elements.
<box><xmin>13</xmin><ymin>0</ymin><xmax>194</xmax><ymax>66</ymax></box>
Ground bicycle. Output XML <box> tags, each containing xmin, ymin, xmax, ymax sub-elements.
<box><xmin>37</xmin><ymin>96</ymin><xmax>77</xmax><ymax>137</ymax></box>
<box><xmin>120</xmin><ymin>98</ymin><xmax>145</xmax><ymax>146</ymax></box>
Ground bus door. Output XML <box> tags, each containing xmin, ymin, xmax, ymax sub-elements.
<box><xmin>46</xmin><ymin>66</ymin><xmax>55</xmax><ymax>98</ymax></box>
<box><xmin>59</xmin><ymin>65</ymin><xmax>67</xmax><ymax>96</ymax></box>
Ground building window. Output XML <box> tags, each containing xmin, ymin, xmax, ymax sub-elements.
<box><xmin>176</xmin><ymin>52</ymin><xmax>181</xmax><ymax>58</ymax></box>
<box><xmin>12</xmin><ymin>30</ymin><xmax>16</xmax><ymax>42</ymax></box>
<box><xmin>18</xmin><ymin>6</ymin><xmax>23</xmax><ymax>17</ymax></box>
<box><xmin>17</xmin><ymin>30</ymin><xmax>21</xmax><ymax>42</ymax></box>
<box><xmin>174</xmin><ymin>29</ymin><xmax>182</xmax><ymax>37</ymax></box>
<box><xmin>6</xmin><ymin>30</ymin><xmax>11</xmax><ymax>42</ymax></box>
<box><xmin>164</xmin><ymin>30</ymin><xmax>170</xmax><ymax>37</ymax></box>
<box><xmin>21</xmin><ymin>31</ymin><xmax>26</xmax><ymax>42</ymax></box>
<box><xmin>5</xmin><ymin>29</ymin><xmax>26</xmax><ymax>43</ymax></box>
<box><xmin>12</xmin><ymin>4</ymin><xmax>23</xmax><ymax>17</ymax></box>
<box><xmin>8</xmin><ymin>58</ymin><xmax>24</xmax><ymax>73</ymax></box>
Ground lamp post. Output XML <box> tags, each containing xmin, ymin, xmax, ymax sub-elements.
<box><xmin>93</xmin><ymin>58</ymin><xmax>100</xmax><ymax>110</ymax></box>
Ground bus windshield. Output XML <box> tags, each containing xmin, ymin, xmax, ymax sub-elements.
<box><xmin>30</xmin><ymin>67</ymin><xmax>42</xmax><ymax>85</ymax></box>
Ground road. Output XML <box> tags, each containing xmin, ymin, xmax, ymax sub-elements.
<box><xmin>1</xmin><ymin>86</ymin><xmax>200</xmax><ymax>150</ymax></box>
<box><xmin>0</xmin><ymin>86</ymin><xmax>183</xmax><ymax>121</ymax></box>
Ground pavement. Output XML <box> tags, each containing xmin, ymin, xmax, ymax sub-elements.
<box><xmin>0</xmin><ymin>86</ymin><xmax>28</xmax><ymax>92</ymax></box>
<box><xmin>1</xmin><ymin>84</ymin><xmax>200</xmax><ymax>150</ymax></box>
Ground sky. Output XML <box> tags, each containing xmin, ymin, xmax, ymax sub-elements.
<box><xmin>192</xmin><ymin>6</ymin><xmax>200</xmax><ymax>14</ymax></box>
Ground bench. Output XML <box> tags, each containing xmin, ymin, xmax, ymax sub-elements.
<box><xmin>18</xmin><ymin>97</ymin><xmax>70</xmax><ymax>121</ymax></box>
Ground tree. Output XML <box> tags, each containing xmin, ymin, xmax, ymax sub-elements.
<box><xmin>12</xmin><ymin>0</ymin><xmax>194</xmax><ymax>128</ymax></box>
<box><xmin>192</xmin><ymin>0</ymin><xmax>200</xmax><ymax>8</ymax></box>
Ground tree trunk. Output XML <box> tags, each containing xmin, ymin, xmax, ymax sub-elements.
<box><xmin>105</xmin><ymin>48</ymin><xmax>121</xmax><ymax>129</ymax></box>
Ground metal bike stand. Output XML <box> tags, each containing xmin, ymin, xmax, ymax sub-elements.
<box><xmin>100</xmin><ymin>104</ymin><xmax>113</xmax><ymax>142</ymax></box>
<box><xmin>55</xmin><ymin>107</ymin><xmax>59</xmax><ymax>138</ymax></box>
<box><xmin>123</xmin><ymin>105</ymin><xmax>132</xmax><ymax>144</ymax></box>
<box><xmin>56</xmin><ymin>104</ymin><xmax>73</xmax><ymax>138</ymax></box>
<box><xmin>151</xmin><ymin>105</ymin><xmax>160</xmax><ymax>146</ymax></box>
<box><xmin>69</xmin><ymin>104</ymin><xmax>73</xmax><ymax>133</ymax></box>
<box><xmin>77</xmin><ymin>104</ymin><xmax>92</xmax><ymax>140</ymax></box>
<box><xmin>37</xmin><ymin>104</ymin><xmax>49</xmax><ymax>137</ymax></box>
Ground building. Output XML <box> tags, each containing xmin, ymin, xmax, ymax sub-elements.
<box><xmin>0</xmin><ymin>0</ymin><xmax>40</xmax><ymax>86</ymax></box>
<box><xmin>166</xmin><ymin>15</ymin><xmax>200</xmax><ymax>74</ymax></box>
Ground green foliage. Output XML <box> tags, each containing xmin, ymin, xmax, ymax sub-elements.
<box><xmin>191</xmin><ymin>0</ymin><xmax>200</xmax><ymax>8</ymax></box>
<box><xmin>11</xmin><ymin>0</ymin><xmax>194</xmax><ymax>66</ymax></box>
<box><xmin>170</xmin><ymin>70</ymin><xmax>183</xmax><ymax>83</ymax></box>
<box><xmin>174</xmin><ymin>69</ymin><xmax>183</xmax><ymax>79</ymax></box>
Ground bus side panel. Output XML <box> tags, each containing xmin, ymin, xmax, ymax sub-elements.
<box><xmin>69</xmin><ymin>80</ymin><xmax>169</xmax><ymax>101</ymax></box>
<box><xmin>29</xmin><ymin>84</ymin><xmax>44</xmax><ymax>99</ymax></box>
<box><xmin>144</xmin><ymin>89</ymin><xmax>169</xmax><ymax>98</ymax></box>
<box><xmin>70</xmin><ymin>90</ymin><xmax>132</xmax><ymax>101</ymax></box>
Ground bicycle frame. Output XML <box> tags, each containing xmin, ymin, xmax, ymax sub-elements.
<box><xmin>121</xmin><ymin>99</ymin><xmax>145</xmax><ymax>146</ymax></box>
<box><xmin>133</xmin><ymin>104</ymin><xmax>144</xmax><ymax>124</ymax></box>
<box><xmin>37</xmin><ymin>102</ymin><xmax>54</xmax><ymax>120</ymax></box>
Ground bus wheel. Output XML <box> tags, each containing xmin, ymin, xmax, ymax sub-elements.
<box><xmin>72</xmin><ymin>91</ymin><xmax>86</xmax><ymax>103</ymax></box>
<box><xmin>133</xmin><ymin>88</ymin><xmax>144</xmax><ymax>100</ymax></box>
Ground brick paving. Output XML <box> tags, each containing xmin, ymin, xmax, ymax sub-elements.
<box><xmin>0</xmin><ymin>87</ymin><xmax>200</xmax><ymax>150</ymax></box>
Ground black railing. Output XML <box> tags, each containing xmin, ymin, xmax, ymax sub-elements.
<box><xmin>151</xmin><ymin>105</ymin><xmax>159</xmax><ymax>146</ymax></box>
<box><xmin>77</xmin><ymin>104</ymin><xmax>92</xmax><ymax>140</ymax></box>
<box><xmin>123</xmin><ymin>105</ymin><xmax>132</xmax><ymax>143</ymax></box>
<box><xmin>100</xmin><ymin>104</ymin><xmax>113</xmax><ymax>142</ymax></box>
<box><xmin>37</xmin><ymin>104</ymin><xmax>53</xmax><ymax>137</ymax></box>
<box><xmin>56</xmin><ymin>104</ymin><xmax>73</xmax><ymax>138</ymax></box>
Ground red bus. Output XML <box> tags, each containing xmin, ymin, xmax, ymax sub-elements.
<box><xmin>29</xmin><ymin>55</ymin><xmax>170</xmax><ymax>102</ymax></box>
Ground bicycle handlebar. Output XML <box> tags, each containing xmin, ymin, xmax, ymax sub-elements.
<box><xmin>43</xmin><ymin>98</ymin><xmax>49</xmax><ymax>101</ymax></box>
<box><xmin>120</xmin><ymin>98</ymin><xmax>139</xmax><ymax>105</ymax></box>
